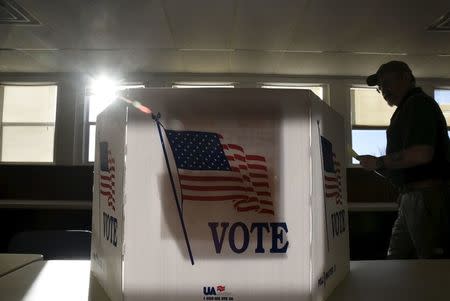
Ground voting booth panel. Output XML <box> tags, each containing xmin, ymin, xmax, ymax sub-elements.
<box><xmin>311</xmin><ymin>100</ymin><xmax>350</xmax><ymax>301</ymax></box>
<box><xmin>91</xmin><ymin>104</ymin><xmax>126</xmax><ymax>300</ymax></box>
<box><xmin>90</xmin><ymin>89</ymin><xmax>349</xmax><ymax>301</ymax></box>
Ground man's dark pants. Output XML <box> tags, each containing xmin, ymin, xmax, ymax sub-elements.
<box><xmin>388</xmin><ymin>185</ymin><xmax>450</xmax><ymax>259</ymax></box>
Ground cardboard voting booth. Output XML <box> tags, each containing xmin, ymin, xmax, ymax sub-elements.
<box><xmin>90</xmin><ymin>88</ymin><xmax>349</xmax><ymax>301</ymax></box>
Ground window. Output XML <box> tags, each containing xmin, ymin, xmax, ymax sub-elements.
<box><xmin>261</xmin><ymin>83</ymin><xmax>324</xmax><ymax>100</ymax></box>
<box><xmin>351</xmin><ymin>88</ymin><xmax>396</xmax><ymax>164</ymax></box>
<box><xmin>434</xmin><ymin>89</ymin><xmax>450</xmax><ymax>136</ymax></box>
<box><xmin>86</xmin><ymin>81</ymin><xmax>144</xmax><ymax>162</ymax></box>
<box><xmin>172</xmin><ymin>82</ymin><xmax>235</xmax><ymax>88</ymax></box>
<box><xmin>0</xmin><ymin>85</ymin><xmax>57</xmax><ymax>162</ymax></box>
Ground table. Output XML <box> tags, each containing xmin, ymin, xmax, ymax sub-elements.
<box><xmin>0</xmin><ymin>260</ymin><xmax>110</xmax><ymax>301</ymax></box>
<box><xmin>0</xmin><ymin>259</ymin><xmax>449</xmax><ymax>300</ymax></box>
<box><xmin>327</xmin><ymin>260</ymin><xmax>450</xmax><ymax>301</ymax></box>
<box><xmin>0</xmin><ymin>253</ymin><xmax>43</xmax><ymax>277</ymax></box>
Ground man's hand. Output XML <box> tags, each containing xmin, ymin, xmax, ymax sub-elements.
<box><xmin>356</xmin><ymin>155</ymin><xmax>378</xmax><ymax>171</ymax></box>
<box><xmin>356</xmin><ymin>145</ymin><xmax>433</xmax><ymax>172</ymax></box>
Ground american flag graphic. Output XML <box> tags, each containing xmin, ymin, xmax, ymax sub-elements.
<box><xmin>321</xmin><ymin>136</ymin><xmax>342</xmax><ymax>205</ymax></box>
<box><xmin>99</xmin><ymin>142</ymin><xmax>116</xmax><ymax>211</ymax></box>
<box><xmin>165</xmin><ymin>130</ymin><xmax>274</xmax><ymax>215</ymax></box>
<box><xmin>217</xmin><ymin>285</ymin><xmax>225</xmax><ymax>293</ymax></box>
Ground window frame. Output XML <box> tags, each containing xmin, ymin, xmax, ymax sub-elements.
<box><xmin>0</xmin><ymin>83</ymin><xmax>58</xmax><ymax>164</ymax></box>
<box><xmin>434</xmin><ymin>87</ymin><xmax>450</xmax><ymax>130</ymax></box>
<box><xmin>350</xmin><ymin>86</ymin><xmax>391</xmax><ymax>167</ymax></box>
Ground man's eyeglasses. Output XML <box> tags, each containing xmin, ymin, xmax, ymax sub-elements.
<box><xmin>375</xmin><ymin>73</ymin><xmax>402</xmax><ymax>94</ymax></box>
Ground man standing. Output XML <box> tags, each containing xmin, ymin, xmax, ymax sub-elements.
<box><xmin>358</xmin><ymin>61</ymin><xmax>450</xmax><ymax>259</ymax></box>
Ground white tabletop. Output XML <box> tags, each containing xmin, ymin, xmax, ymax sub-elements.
<box><xmin>328</xmin><ymin>260</ymin><xmax>450</xmax><ymax>301</ymax></box>
<box><xmin>0</xmin><ymin>260</ymin><xmax>110</xmax><ymax>301</ymax></box>
<box><xmin>0</xmin><ymin>253</ymin><xmax>43</xmax><ymax>277</ymax></box>
<box><xmin>0</xmin><ymin>259</ymin><xmax>449</xmax><ymax>301</ymax></box>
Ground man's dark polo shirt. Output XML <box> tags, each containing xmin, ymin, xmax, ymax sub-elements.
<box><xmin>386</xmin><ymin>87</ymin><xmax>450</xmax><ymax>187</ymax></box>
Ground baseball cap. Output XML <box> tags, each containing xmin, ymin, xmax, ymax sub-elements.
<box><xmin>366</xmin><ymin>61</ymin><xmax>414</xmax><ymax>86</ymax></box>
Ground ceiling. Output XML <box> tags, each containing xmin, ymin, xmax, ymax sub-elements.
<box><xmin>0</xmin><ymin>0</ymin><xmax>449</xmax><ymax>78</ymax></box>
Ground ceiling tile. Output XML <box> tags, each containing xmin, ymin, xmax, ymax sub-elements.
<box><xmin>180</xmin><ymin>50</ymin><xmax>231</xmax><ymax>73</ymax></box>
<box><xmin>230</xmin><ymin>50</ymin><xmax>282</xmax><ymax>74</ymax></box>
<box><xmin>162</xmin><ymin>0</ymin><xmax>235</xmax><ymax>49</ymax></box>
<box><xmin>288</xmin><ymin>0</ymin><xmax>450</xmax><ymax>54</ymax></box>
<box><xmin>14</xmin><ymin>0</ymin><xmax>174</xmax><ymax>49</ymax></box>
<box><xmin>232</xmin><ymin>0</ymin><xmax>307</xmax><ymax>49</ymax></box>
<box><xmin>0</xmin><ymin>0</ymin><xmax>448</xmax><ymax>77</ymax></box>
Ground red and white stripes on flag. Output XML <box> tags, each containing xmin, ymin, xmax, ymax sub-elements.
<box><xmin>221</xmin><ymin>137</ymin><xmax>274</xmax><ymax>215</ymax></box>
<box><xmin>169</xmin><ymin>131</ymin><xmax>274</xmax><ymax>215</ymax></box>
<box><xmin>100</xmin><ymin>150</ymin><xmax>116</xmax><ymax>211</ymax></box>
<box><xmin>324</xmin><ymin>153</ymin><xmax>342</xmax><ymax>205</ymax></box>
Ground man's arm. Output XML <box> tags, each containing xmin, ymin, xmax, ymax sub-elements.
<box><xmin>383</xmin><ymin>145</ymin><xmax>434</xmax><ymax>169</ymax></box>
<box><xmin>357</xmin><ymin>145</ymin><xmax>434</xmax><ymax>171</ymax></box>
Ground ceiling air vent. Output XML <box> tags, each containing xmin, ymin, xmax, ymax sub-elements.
<box><xmin>0</xmin><ymin>0</ymin><xmax>40</xmax><ymax>25</ymax></box>
<box><xmin>428</xmin><ymin>12</ymin><xmax>450</xmax><ymax>31</ymax></box>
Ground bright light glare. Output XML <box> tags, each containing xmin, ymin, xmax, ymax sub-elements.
<box><xmin>88</xmin><ymin>76</ymin><xmax>120</xmax><ymax>122</ymax></box>
<box><xmin>90</xmin><ymin>76</ymin><xmax>120</xmax><ymax>99</ymax></box>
